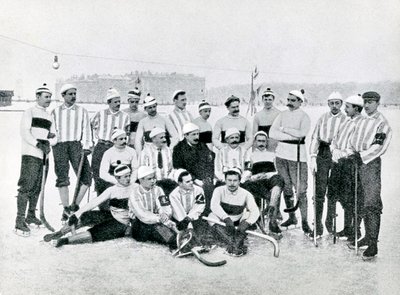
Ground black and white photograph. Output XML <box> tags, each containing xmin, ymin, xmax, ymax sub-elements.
<box><xmin>0</xmin><ymin>0</ymin><xmax>399</xmax><ymax>294</ymax></box>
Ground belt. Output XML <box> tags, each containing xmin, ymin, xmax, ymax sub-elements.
<box><xmin>280</xmin><ymin>138</ymin><xmax>306</xmax><ymax>145</ymax></box>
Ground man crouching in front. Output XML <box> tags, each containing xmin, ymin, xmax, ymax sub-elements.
<box><xmin>208</xmin><ymin>167</ymin><xmax>260</xmax><ymax>257</ymax></box>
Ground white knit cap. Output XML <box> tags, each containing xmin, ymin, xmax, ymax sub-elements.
<box><xmin>289</xmin><ymin>89</ymin><xmax>305</xmax><ymax>102</ymax></box>
<box><xmin>114</xmin><ymin>164</ymin><xmax>131</xmax><ymax>177</ymax></box>
<box><xmin>327</xmin><ymin>91</ymin><xmax>343</xmax><ymax>101</ymax></box>
<box><xmin>128</xmin><ymin>88</ymin><xmax>141</xmax><ymax>99</ymax></box>
<box><xmin>149</xmin><ymin>127</ymin><xmax>165</xmax><ymax>139</ymax></box>
<box><xmin>262</xmin><ymin>88</ymin><xmax>275</xmax><ymax>98</ymax></box>
<box><xmin>36</xmin><ymin>83</ymin><xmax>52</xmax><ymax>95</ymax></box>
<box><xmin>106</xmin><ymin>88</ymin><xmax>120</xmax><ymax>102</ymax></box>
<box><xmin>143</xmin><ymin>95</ymin><xmax>157</xmax><ymax>107</ymax></box>
<box><xmin>225</xmin><ymin>127</ymin><xmax>240</xmax><ymax>139</ymax></box>
<box><xmin>198</xmin><ymin>100</ymin><xmax>211</xmax><ymax>111</ymax></box>
<box><xmin>60</xmin><ymin>84</ymin><xmax>76</xmax><ymax>95</ymax></box>
<box><xmin>226</xmin><ymin>167</ymin><xmax>242</xmax><ymax>176</ymax></box>
<box><xmin>172</xmin><ymin>90</ymin><xmax>185</xmax><ymax>100</ymax></box>
<box><xmin>137</xmin><ymin>166</ymin><xmax>155</xmax><ymax>179</ymax></box>
<box><xmin>174</xmin><ymin>168</ymin><xmax>188</xmax><ymax>183</ymax></box>
<box><xmin>111</xmin><ymin>128</ymin><xmax>126</xmax><ymax>141</ymax></box>
<box><xmin>182</xmin><ymin>122</ymin><xmax>199</xmax><ymax>135</ymax></box>
<box><xmin>345</xmin><ymin>94</ymin><xmax>364</xmax><ymax>107</ymax></box>
<box><xmin>254</xmin><ymin>130</ymin><xmax>268</xmax><ymax>139</ymax></box>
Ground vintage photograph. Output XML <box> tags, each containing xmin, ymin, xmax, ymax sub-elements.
<box><xmin>0</xmin><ymin>1</ymin><xmax>399</xmax><ymax>294</ymax></box>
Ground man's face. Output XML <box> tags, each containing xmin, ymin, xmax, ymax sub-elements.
<box><xmin>175</xmin><ymin>94</ymin><xmax>187</xmax><ymax>110</ymax></box>
<box><xmin>255</xmin><ymin>134</ymin><xmax>268</xmax><ymax>150</ymax></box>
<box><xmin>63</xmin><ymin>88</ymin><xmax>77</xmax><ymax>107</ymax></box>
<box><xmin>328</xmin><ymin>99</ymin><xmax>342</xmax><ymax>115</ymax></box>
<box><xmin>128</xmin><ymin>97</ymin><xmax>140</xmax><ymax>111</ymax></box>
<box><xmin>116</xmin><ymin>173</ymin><xmax>131</xmax><ymax>186</ymax></box>
<box><xmin>199</xmin><ymin>108</ymin><xmax>211</xmax><ymax>120</ymax></box>
<box><xmin>180</xmin><ymin>174</ymin><xmax>194</xmax><ymax>191</ymax></box>
<box><xmin>140</xmin><ymin>173</ymin><xmax>156</xmax><ymax>190</ymax></box>
<box><xmin>152</xmin><ymin>132</ymin><xmax>167</xmax><ymax>148</ymax></box>
<box><xmin>227</xmin><ymin>101</ymin><xmax>240</xmax><ymax>116</ymax></box>
<box><xmin>225</xmin><ymin>174</ymin><xmax>240</xmax><ymax>192</ymax></box>
<box><xmin>37</xmin><ymin>92</ymin><xmax>52</xmax><ymax>108</ymax></box>
<box><xmin>345</xmin><ymin>103</ymin><xmax>357</xmax><ymax>117</ymax></box>
<box><xmin>145</xmin><ymin>104</ymin><xmax>157</xmax><ymax>116</ymax></box>
<box><xmin>108</xmin><ymin>97</ymin><xmax>121</xmax><ymax>112</ymax></box>
<box><xmin>286</xmin><ymin>94</ymin><xmax>301</xmax><ymax>111</ymax></box>
<box><xmin>364</xmin><ymin>99</ymin><xmax>379</xmax><ymax>115</ymax></box>
<box><xmin>262</xmin><ymin>95</ymin><xmax>274</xmax><ymax>109</ymax></box>
<box><xmin>226</xmin><ymin>134</ymin><xmax>240</xmax><ymax>149</ymax></box>
<box><xmin>185</xmin><ymin>130</ymin><xmax>200</xmax><ymax>145</ymax></box>
<box><xmin>113</xmin><ymin>134</ymin><xmax>127</xmax><ymax>149</ymax></box>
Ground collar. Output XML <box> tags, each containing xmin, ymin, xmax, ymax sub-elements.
<box><xmin>139</xmin><ymin>185</ymin><xmax>152</xmax><ymax>194</ymax></box>
<box><xmin>35</xmin><ymin>103</ymin><xmax>46</xmax><ymax>110</ymax></box>
<box><xmin>174</xmin><ymin>107</ymin><xmax>187</xmax><ymax>113</ymax></box>
<box><xmin>329</xmin><ymin>111</ymin><xmax>344</xmax><ymax>117</ymax></box>
<box><xmin>108</xmin><ymin>109</ymin><xmax>120</xmax><ymax>115</ymax></box>
<box><xmin>227</xmin><ymin>114</ymin><xmax>241</xmax><ymax>119</ymax></box>
<box><xmin>225</xmin><ymin>187</ymin><xmax>239</xmax><ymax>196</ymax></box>
<box><xmin>367</xmin><ymin>111</ymin><xmax>380</xmax><ymax>119</ymax></box>
<box><xmin>61</xmin><ymin>103</ymin><xmax>77</xmax><ymax>110</ymax></box>
<box><xmin>179</xmin><ymin>187</ymin><xmax>193</xmax><ymax>195</ymax></box>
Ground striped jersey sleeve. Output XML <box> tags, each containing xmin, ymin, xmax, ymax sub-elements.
<box><xmin>168</xmin><ymin>109</ymin><xmax>193</xmax><ymax>140</ymax></box>
<box><xmin>309</xmin><ymin>112</ymin><xmax>347</xmax><ymax>157</ymax></box>
<box><xmin>330</xmin><ymin>115</ymin><xmax>363</xmax><ymax>152</ymax></box>
<box><xmin>91</xmin><ymin>109</ymin><xmax>130</xmax><ymax>141</ymax></box>
<box><xmin>350</xmin><ymin>112</ymin><xmax>392</xmax><ymax>164</ymax></box>
<box><xmin>215</xmin><ymin>146</ymin><xmax>247</xmax><ymax>180</ymax></box>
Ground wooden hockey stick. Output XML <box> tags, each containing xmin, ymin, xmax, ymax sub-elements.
<box><xmin>39</xmin><ymin>155</ymin><xmax>55</xmax><ymax>232</ymax></box>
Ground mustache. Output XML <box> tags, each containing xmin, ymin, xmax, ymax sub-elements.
<box><xmin>193</xmin><ymin>139</ymin><xmax>199</xmax><ymax>143</ymax></box>
<box><xmin>287</xmin><ymin>103</ymin><xmax>293</xmax><ymax>107</ymax></box>
<box><xmin>258</xmin><ymin>145</ymin><xmax>266</xmax><ymax>148</ymax></box>
<box><xmin>233</xmin><ymin>110</ymin><xmax>239</xmax><ymax>113</ymax></box>
<box><xmin>231</xmin><ymin>141</ymin><xmax>239</xmax><ymax>144</ymax></box>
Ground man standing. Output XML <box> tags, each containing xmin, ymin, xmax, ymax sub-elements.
<box><xmin>328</xmin><ymin>95</ymin><xmax>364</xmax><ymax>241</ymax></box>
<box><xmin>193</xmin><ymin>100</ymin><xmax>213</xmax><ymax>150</ymax></box>
<box><xmin>51</xmin><ymin>84</ymin><xmax>93</xmax><ymax>222</ymax></box>
<box><xmin>212</xmin><ymin>95</ymin><xmax>252</xmax><ymax>150</ymax></box>
<box><xmin>14</xmin><ymin>84</ymin><xmax>57</xmax><ymax>236</ymax></box>
<box><xmin>172</xmin><ymin>123</ymin><xmax>215</xmax><ymax>213</ymax></box>
<box><xmin>91</xmin><ymin>88</ymin><xmax>130</xmax><ymax>198</ymax></box>
<box><xmin>209</xmin><ymin>168</ymin><xmax>260</xmax><ymax>256</ymax></box>
<box><xmin>253</xmin><ymin>88</ymin><xmax>281</xmax><ymax>136</ymax></box>
<box><xmin>348</xmin><ymin>91</ymin><xmax>392</xmax><ymax>260</ymax></box>
<box><xmin>308</xmin><ymin>91</ymin><xmax>346</xmax><ymax>237</ymax></box>
<box><xmin>168</xmin><ymin>90</ymin><xmax>194</xmax><ymax>140</ymax></box>
<box><xmin>123</xmin><ymin>88</ymin><xmax>146</xmax><ymax>147</ymax></box>
<box><xmin>129</xmin><ymin>166</ymin><xmax>177</xmax><ymax>249</ymax></box>
<box><xmin>135</xmin><ymin>95</ymin><xmax>179</xmax><ymax>154</ymax></box>
<box><xmin>270</xmin><ymin>89</ymin><xmax>312</xmax><ymax>234</ymax></box>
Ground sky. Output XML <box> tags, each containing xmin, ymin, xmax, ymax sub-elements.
<box><xmin>0</xmin><ymin>0</ymin><xmax>399</xmax><ymax>97</ymax></box>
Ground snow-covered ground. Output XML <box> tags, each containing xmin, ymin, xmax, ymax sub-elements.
<box><xmin>0</xmin><ymin>102</ymin><xmax>399</xmax><ymax>295</ymax></box>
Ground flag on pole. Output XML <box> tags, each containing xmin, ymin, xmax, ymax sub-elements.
<box><xmin>253</xmin><ymin>66</ymin><xmax>259</xmax><ymax>79</ymax></box>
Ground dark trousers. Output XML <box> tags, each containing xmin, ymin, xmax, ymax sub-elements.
<box><xmin>16</xmin><ymin>155</ymin><xmax>48</xmax><ymax>219</ymax></box>
<box><xmin>131</xmin><ymin>219</ymin><xmax>177</xmax><ymax>248</ymax></box>
<box><xmin>92</xmin><ymin>141</ymin><xmax>113</xmax><ymax>210</ymax></box>
<box><xmin>315</xmin><ymin>144</ymin><xmax>332</xmax><ymax>203</ymax></box>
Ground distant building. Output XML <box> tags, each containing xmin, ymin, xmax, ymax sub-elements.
<box><xmin>0</xmin><ymin>90</ymin><xmax>14</xmax><ymax>107</ymax></box>
<box><xmin>55</xmin><ymin>72</ymin><xmax>205</xmax><ymax>104</ymax></box>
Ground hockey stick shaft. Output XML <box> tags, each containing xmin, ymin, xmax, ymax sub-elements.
<box><xmin>313</xmin><ymin>171</ymin><xmax>318</xmax><ymax>247</ymax></box>
<box><xmin>354</xmin><ymin>164</ymin><xmax>358</xmax><ymax>255</ymax></box>
<box><xmin>39</xmin><ymin>155</ymin><xmax>55</xmax><ymax>232</ymax></box>
<box><xmin>284</xmin><ymin>139</ymin><xmax>302</xmax><ymax>213</ymax></box>
<box><xmin>203</xmin><ymin>216</ymin><xmax>280</xmax><ymax>258</ymax></box>
<box><xmin>72</xmin><ymin>151</ymin><xmax>85</xmax><ymax>206</ymax></box>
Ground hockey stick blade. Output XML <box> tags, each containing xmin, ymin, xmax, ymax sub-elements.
<box><xmin>40</xmin><ymin>214</ymin><xmax>55</xmax><ymax>232</ymax></box>
<box><xmin>283</xmin><ymin>199</ymin><xmax>299</xmax><ymax>213</ymax></box>
<box><xmin>191</xmin><ymin>248</ymin><xmax>227</xmax><ymax>267</ymax></box>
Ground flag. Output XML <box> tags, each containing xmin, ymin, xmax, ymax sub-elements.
<box><xmin>135</xmin><ymin>76</ymin><xmax>141</xmax><ymax>85</ymax></box>
<box><xmin>253</xmin><ymin>66</ymin><xmax>259</xmax><ymax>79</ymax></box>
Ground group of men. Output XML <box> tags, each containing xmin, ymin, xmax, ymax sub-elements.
<box><xmin>14</xmin><ymin>83</ymin><xmax>391</xmax><ymax>260</ymax></box>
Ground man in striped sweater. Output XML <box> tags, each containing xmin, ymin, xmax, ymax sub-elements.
<box><xmin>309</xmin><ymin>91</ymin><xmax>347</xmax><ymax>237</ymax></box>
<box><xmin>15</xmin><ymin>84</ymin><xmax>57</xmax><ymax>236</ymax></box>
<box><xmin>193</xmin><ymin>100</ymin><xmax>213</xmax><ymax>150</ymax></box>
<box><xmin>122</xmin><ymin>88</ymin><xmax>146</xmax><ymax>148</ymax></box>
<box><xmin>51</xmin><ymin>84</ymin><xmax>93</xmax><ymax>222</ymax></box>
<box><xmin>327</xmin><ymin>95</ymin><xmax>364</xmax><ymax>241</ymax></box>
<box><xmin>348</xmin><ymin>91</ymin><xmax>392</xmax><ymax>260</ymax></box>
<box><xmin>168</xmin><ymin>90</ymin><xmax>194</xmax><ymax>141</ymax></box>
<box><xmin>91</xmin><ymin>88</ymin><xmax>130</xmax><ymax>200</ymax></box>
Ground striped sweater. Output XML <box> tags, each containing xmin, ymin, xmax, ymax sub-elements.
<box><xmin>91</xmin><ymin>108</ymin><xmax>130</xmax><ymax>141</ymax></box>
<box><xmin>168</xmin><ymin>107</ymin><xmax>194</xmax><ymax>140</ymax></box>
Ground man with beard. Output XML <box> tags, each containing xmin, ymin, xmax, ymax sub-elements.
<box><xmin>135</xmin><ymin>95</ymin><xmax>179</xmax><ymax>155</ymax></box>
<box><xmin>14</xmin><ymin>84</ymin><xmax>57</xmax><ymax>236</ymax></box>
<box><xmin>270</xmin><ymin>89</ymin><xmax>312</xmax><ymax>234</ymax></box>
<box><xmin>123</xmin><ymin>88</ymin><xmax>146</xmax><ymax>148</ymax></box>
<box><xmin>51</xmin><ymin>84</ymin><xmax>93</xmax><ymax>223</ymax></box>
<box><xmin>308</xmin><ymin>92</ymin><xmax>346</xmax><ymax>238</ymax></box>
<box><xmin>253</xmin><ymin>88</ymin><xmax>281</xmax><ymax>137</ymax></box>
<box><xmin>212</xmin><ymin>95</ymin><xmax>252</xmax><ymax>150</ymax></box>
<box><xmin>129</xmin><ymin>166</ymin><xmax>177</xmax><ymax>249</ymax></box>
<box><xmin>91</xmin><ymin>88</ymin><xmax>130</xmax><ymax>199</ymax></box>
<box><xmin>208</xmin><ymin>168</ymin><xmax>260</xmax><ymax>257</ymax></box>
<box><xmin>193</xmin><ymin>100</ymin><xmax>213</xmax><ymax>150</ymax></box>
<box><xmin>347</xmin><ymin>91</ymin><xmax>392</xmax><ymax>260</ymax></box>
<box><xmin>168</xmin><ymin>90</ymin><xmax>194</xmax><ymax>140</ymax></box>
<box><xmin>172</xmin><ymin>122</ymin><xmax>215</xmax><ymax>214</ymax></box>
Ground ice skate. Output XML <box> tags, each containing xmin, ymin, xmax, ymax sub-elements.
<box><xmin>25</xmin><ymin>215</ymin><xmax>43</xmax><ymax>227</ymax></box>
<box><xmin>347</xmin><ymin>237</ymin><xmax>369</xmax><ymax>250</ymax></box>
<box><xmin>362</xmin><ymin>243</ymin><xmax>378</xmax><ymax>261</ymax></box>
<box><xmin>14</xmin><ymin>217</ymin><xmax>31</xmax><ymax>237</ymax></box>
<box><xmin>280</xmin><ymin>215</ymin><xmax>298</xmax><ymax>229</ymax></box>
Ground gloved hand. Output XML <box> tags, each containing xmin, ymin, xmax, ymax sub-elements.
<box><xmin>194</xmin><ymin>179</ymin><xmax>204</xmax><ymax>187</ymax></box>
<box><xmin>310</xmin><ymin>157</ymin><xmax>317</xmax><ymax>172</ymax></box>
<box><xmin>237</xmin><ymin>220</ymin><xmax>251</xmax><ymax>234</ymax></box>
<box><xmin>68</xmin><ymin>214</ymin><xmax>79</xmax><ymax>226</ymax></box>
<box><xmin>69</xmin><ymin>204</ymin><xmax>80</xmax><ymax>213</ymax></box>
<box><xmin>348</xmin><ymin>152</ymin><xmax>363</xmax><ymax>166</ymax></box>
<box><xmin>177</xmin><ymin>216</ymin><xmax>191</xmax><ymax>231</ymax></box>
<box><xmin>36</xmin><ymin>139</ymin><xmax>50</xmax><ymax>154</ymax></box>
<box><xmin>223</xmin><ymin>217</ymin><xmax>235</xmax><ymax>235</ymax></box>
<box><xmin>83</xmin><ymin>149</ymin><xmax>92</xmax><ymax>156</ymax></box>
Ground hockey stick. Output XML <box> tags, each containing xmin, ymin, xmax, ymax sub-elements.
<box><xmin>354</xmin><ymin>164</ymin><xmax>358</xmax><ymax>255</ymax></box>
<box><xmin>203</xmin><ymin>216</ymin><xmax>280</xmax><ymax>258</ymax></box>
<box><xmin>191</xmin><ymin>247</ymin><xmax>227</xmax><ymax>267</ymax></box>
<box><xmin>284</xmin><ymin>140</ymin><xmax>302</xmax><ymax>213</ymax></box>
<box><xmin>312</xmin><ymin>171</ymin><xmax>318</xmax><ymax>247</ymax></box>
<box><xmin>39</xmin><ymin>155</ymin><xmax>55</xmax><ymax>232</ymax></box>
<box><xmin>71</xmin><ymin>150</ymin><xmax>85</xmax><ymax>207</ymax></box>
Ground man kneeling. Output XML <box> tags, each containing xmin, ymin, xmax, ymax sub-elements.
<box><xmin>208</xmin><ymin>167</ymin><xmax>260</xmax><ymax>257</ymax></box>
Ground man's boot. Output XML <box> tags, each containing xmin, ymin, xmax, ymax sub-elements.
<box><xmin>54</xmin><ymin>231</ymin><xmax>93</xmax><ymax>248</ymax></box>
<box><xmin>299</xmin><ymin>193</ymin><xmax>311</xmax><ymax>234</ymax></box>
<box><xmin>268</xmin><ymin>207</ymin><xmax>282</xmax><ymax>235</ymax></box>
<box><xmin>362</xmin><ymin>212</ymin><xmax>380</xmax><ymax>261</ymax></box>
<box><xmin>281</xmin><ymin>195</ymin><xmax>298</xmax><ymax>227</ymax></box>
<box><xmin>25</xmin><ymin>193</ymin><xmax>42</xmax><ymax>226</ymax></box>
<box><xmin>15</xmin><ymin>194</ymin><xmax>30</xmax><ymax>237</ymax></box>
